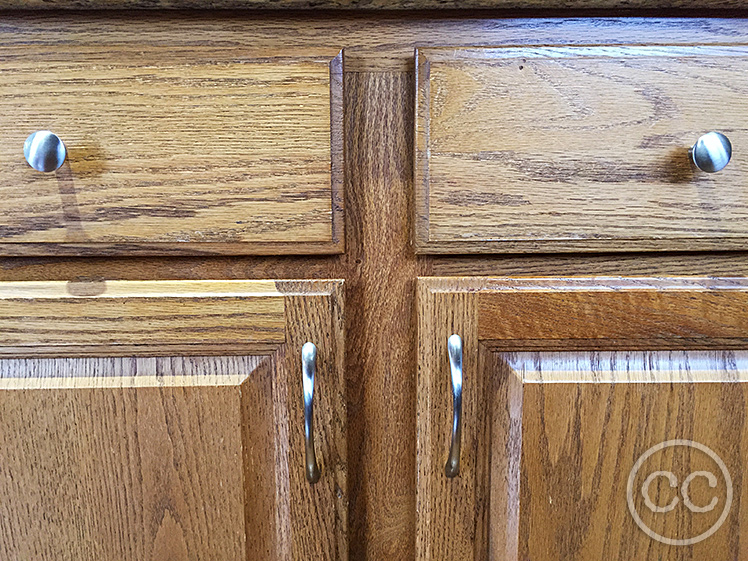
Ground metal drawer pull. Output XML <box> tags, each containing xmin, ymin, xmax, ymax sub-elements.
<box><xmin>691</xmin><ymin>132</ymin><xmax>732</xmax><ymax>173</ymax></box>
<box><xmin>445</xmin><ymin>334</ymin><xmax>463</xmax><ymax>478</ymax></box>
<box><xmin>302</xmin><ymin>342</ymin><xmax>321</xmax><ymax>484</ymax></box>
<box><xmin>24</xmin><ymin>131</ymin><xmax>67</xmax><ymax>172</ymax></box>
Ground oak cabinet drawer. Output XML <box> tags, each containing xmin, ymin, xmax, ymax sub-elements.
<box><xmin>415</xmin><ymin>46</ymin><xmax>748</xmax><ymax>254</ymax></box>
<box><xmin>0</xmin><ymin>280</ymin><xmax>347</xmax><ymax>560</ymax></box>
<box><xmin>0</xmin><ymin>47</ymin><xmax>343</xmax><ymax>255</ymax></box>
<box><xmin>417</xmin><ymin>277</ymin><xmax>748</xmax><ymax>560</ymax></box>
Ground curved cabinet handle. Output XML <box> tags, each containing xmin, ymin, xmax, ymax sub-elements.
<box><xmin>24</xmin><ymin>130</ymin><xmax>67</xmax><ymax>172</ymax></box>
<box><xmin>691</xmin><ymin>132</ymin><xmax>732</xmax><ymax>173</ymax></box>
<box><xmin>302</xmin><ymin>342</ymin><xmax>321</xmax><ymax>484</ymax></box>
<box><xmin>445</xmin><ymin>334</ymin><xmax>463</xmax><ymax>478</ymax></box>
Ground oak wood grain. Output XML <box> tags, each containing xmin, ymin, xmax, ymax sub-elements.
<box><xmin>0</xmin><ymin>65</ymin><xmax>427</xmax><ymax>560</ymax></box>
<box><xmin>6</xmin><ymin>56</ymin><xmax>748</xmax><ymax>560</ymax></box>
<box><xmin>0</xmin><ymin>356</ymin><xmax>263</xmax><ymax>561</ymax></box>
<box><xmin>416</xmin><ymin>45</ymin><xmax>748</xmax><ymax>253</ymax></box>
<box><xmin>1</xmin><ymin>0</ymin><xmax>747</xmax><ymax>10</ymax></box>
<box><xmin>3</xmin><ymin>15</ymin><xmax>748</xmax><ymax>73</ymax></box>
<box><xmin>500</xmin><ymin>350</ymin><xmax>748</xmax><ymax>561</ymax></box>
<box><xmin>478</xmin><ymin>277</ymin><xmax>748</xmax><ymax>348</ymax></box>
<box><xmin>416</xmin><ymin>283</ymin><xmax>490</xmax><ymax>561</ymax></box>
<box><xmin>342</xmin><ymin>71</ymin><xmax>422</xmax><ymax>559</ymax></box>
<box><xmin>417</xmin><ymin>277</ymin><xmax>748</xmax><ymax>560</ymax></box>
<box><xmin>7</xmin><ymin>17</ymin><xmax>748</xmax><ymax>556</ymax></box>
<box><xmin>0</xmin><ymin>279</ymin><xmax>286</xmax><ymax>354</ymax></box>
<box><xmin>0</xmin><ymin>47</ymin><xmax>343</xmax><ymax>255</ymax></box>
<box><xmin>0</xmin><ymin>279</ymin><xmax>348</xmax><ymax>560</ymax></box>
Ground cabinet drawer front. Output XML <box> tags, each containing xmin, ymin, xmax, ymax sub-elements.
<box><xmin>415</xmin><ymin>46</ymin><xmax>748</xmax><ymax>253</ymax></box>
<box><xmin>0</xmin><ymin>280</ymin><xmax>348</xmax><ymax>561</ymax></box>
<box><xmin>0</xmin><ymin>47</ymin><xmax>343</xmax><ymax>255</ymax></box>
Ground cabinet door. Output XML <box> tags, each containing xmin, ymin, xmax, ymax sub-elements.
<box><xmin>417</xmin><ymin>277</ymin><xmax>748</xmax><ymax>560</ymax></box>
<box><xmin>0</xmin><ymin>279</ymin><xmax>346</xmax><ymax>561</ymax></box>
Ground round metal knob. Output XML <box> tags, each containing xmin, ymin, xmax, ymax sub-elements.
<box><xmin>23</xmin><ymin>130</ymin><xmax>66</xmax><ymax>172</ymax></box>
<box><xmin>690</xmin><ymin>132</ymin><xmax>732</xmax><ymax>173</ymax></box>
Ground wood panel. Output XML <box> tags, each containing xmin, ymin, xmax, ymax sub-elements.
<box><xmin>477</xmin><ymin>277</ymin><xmax>748</xmax><ymax>348</ymax></box>
<box><xmin>7</xmin><ymin>16</ymin><xmax>748</xmax><ymax>558</ymax></box>
<box><xmin>416</xmin><ymin>284</ymin><xmax>489</xmax><ymax>561</ymax></box>
<box><xmin>0</xmin><ymin>47</ymin><xmax>343</xmax><ymax>255</ymax></box>
<box><xmin>0</xmin><ymin>356</ymin><xmax>261</xmax><ymax>561</ymax></box>
<box><xmin>3</xmin><ymin>15</ymin><xmax>748</xmax><ymax>73</ymax></box>
<box><xmin>342</xmin><ymin>71</ymin><xmax>421</xmax><ymax>559</ymax></box>
<box><xmin>416</xmin><ymin>46</ymin><xmax>748</xmax><ymax>253</ymax></box>
<box><xmin>0</xmin><ymin>279</ymin><xmax>286</xmax><ymax>354</ymax></box>
<box><xmin>497</xmin><ymin>350</ymin><xmax>748</xmax><ymax>561</ymax></box>
<box><xmin>417</xmin><ymin>277</ymin><xmax>748</xmax><ymax>560</ymax></box>
<box><xmin>0</xmin><ymin>0</ymin><xmax>746</xmax><ymax>10</ymax></box>
<box><xmin>0</xmin><ymin>279</ymin><xmax>348</xmax><ymax>560</ymax></box>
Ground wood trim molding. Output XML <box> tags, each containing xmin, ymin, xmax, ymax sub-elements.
<box><xmin>0</xmin><ymin>279</ymin><xmax>344</xmax><ymax>355</ymax></box>
<box><xmin>420</xmin><ymin>276</ymin><xmax>748</xmax><ymax>349</ymax></box>
<box><xmin>330</xmin><ymin>50</ymin><xmax>346</xmax><ymax>253</ymax></box>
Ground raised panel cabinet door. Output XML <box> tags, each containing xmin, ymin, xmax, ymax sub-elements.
<box><xmin>0</xmin><ymin>280</ymin><xmax>347</xmax><ymax>561</ymax></box>
<box><xmin>417</xmin><ymin>277</ymin><xmax>748</xmax><ymax>561</ymax></box>
<box><xmin>0</xmin><ymin>47</ymin><xmax>344</xmax><ymax>255</ymax></box>
<box><xmin>415</xmin><ymin>45</ymin><xmax>748</xmax><ymax>254</ymax></box>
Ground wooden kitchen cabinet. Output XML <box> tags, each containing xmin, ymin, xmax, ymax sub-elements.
<box><xmin>0</xmin><ymin>280</ymin><xmax>347</xmax><ymax>561</ymax></box>
<box><xmin>3</xmin><ymin>11</ymin><xmax>748</xmax><ymax>561</ymax></box>
<box><xmin>417</xmin><ymin>277</ymin><xmax>748</xmax><ymax>560</ymax></box>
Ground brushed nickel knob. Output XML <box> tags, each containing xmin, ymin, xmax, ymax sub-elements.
<box><xmin>24</xmin><ymin>131</ymin><xmax>66</xmax><ymax>172</ymax></box>
<box><xmin>690</xmin><ymin>132</ymin><xmax>732</xmax><ymax>173</ymax></box>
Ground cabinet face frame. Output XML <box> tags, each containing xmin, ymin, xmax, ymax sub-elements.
<box><xmin>416</xmin><ymin>276</ymin><xmax>748</xmax><ymax>561</ymax></box>
<box><xmin>0</xmin><ymin>279</ymin><xmax>347</xmax><ymax>561</ymax></box>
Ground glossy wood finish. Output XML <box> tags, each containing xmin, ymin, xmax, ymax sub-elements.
<box><xmin>477</xmin><ymin>277</ymin><xmax>748</xmax><ymax>348</ymax></box>
<box><xmin>417</xmin><ymin>277</ymin><xmax>748</xmax><ymax>560</ymax></box>
<box><xmin>0</xmin><ymin>279</ymin><xmax>347</xmax><ymax>560</ymax></box>
<box><xmin>0</xmin><ymin>279</ymin><xmax>285</xmax><ymax>354</ymax></box>
<box><xmin>3</xmin><ymin>15</ymin><xmax>748</xmax><ymax>73</ymax></box>
<box><xmin>1</xmin><ymin>0</ymin><xmax>746</xmax><ymax>9</ymax></box>
<box><xmin>5</xmin><ymin>14</ymin><xmax>748</xmax><ymax>560</ymax></box>
<box><xmin>499</xmin><ymin>350</ymin><xmax>748</xmax><ymax>561</ymax></box>
<box><xmin>415</xmin><ymin>46</ymin><xmax>748</xmax><ymax>253</ymax></box>
<box><xmin>0</xmin><ymin>48</ymin><xmax>343</xmax><ymax>255</ymax></box>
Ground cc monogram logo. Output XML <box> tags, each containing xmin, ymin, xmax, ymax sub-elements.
<box><xmin>641</xmin><ymin>470</ymin><xmax>719</xmax><ymax>514</ymax></box>
<box><xmin>627</xmin><ymin>440</ymin><xmax>733</xmax><ymax>546</ymax></box>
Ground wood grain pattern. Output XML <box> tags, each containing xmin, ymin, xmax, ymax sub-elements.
<box><xmin>0</xmin><ymin>279</ymin><xmax>285</xmax><ymax>354</ymax></box>
<box><xmin>342</xmin><ymin>71</ymin><xmax>422</xmax><ymax>559</ymax></box>
<box><xmin>417</xmin><ymin>277</ymin><xmax>748</xmax><ymax>560</ymax></box>
<box><xmin>416</xmin><ymin>45</ymin><xmax>748</xmax><ymax>253</ymax></box>
<box><xmin>3</xmin><ymin>15</ymin><xmax>748</xmax><ymax>73</ymax></box>
<box><xmin>7</xmin><ymin>15</ymin><xmax>748</xmax><ymax>558</ymax></box>
<box><xmin>0</xmin><ymin>279</ymin><xmax>347</xmax><ymax>560</ymax></box>
<box><xmin>0</xmin><ymin>356</ymin><xmax>262</xmax><ymax>561</ymax></box>
<box><xmin>499</xmin><ymin>351</ymin><xmax>748</xmax><ymax>561</ymax></box>
<box><xmin>0</xmin><ymin>47</ymin><xmax>343</xmax><ymax>255</ymax></box>
<box><xmin>416</xmin><ymin>283</ymin><xmax>489</xmax><ymax>561</ymax></box>
<box><xmin>277</xmin><ymin>280</ymin><xmax>348</xmax><ymax>560</ymax></box>
<box><xmin>1</xmin><ymin>0</ymin><xmax>746</xmax><ymax>10</ymax></box>
<box><xmin>478</xmin><ymin>277</ymin><xmax>748</xmax><ymax>348</ymax></box>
